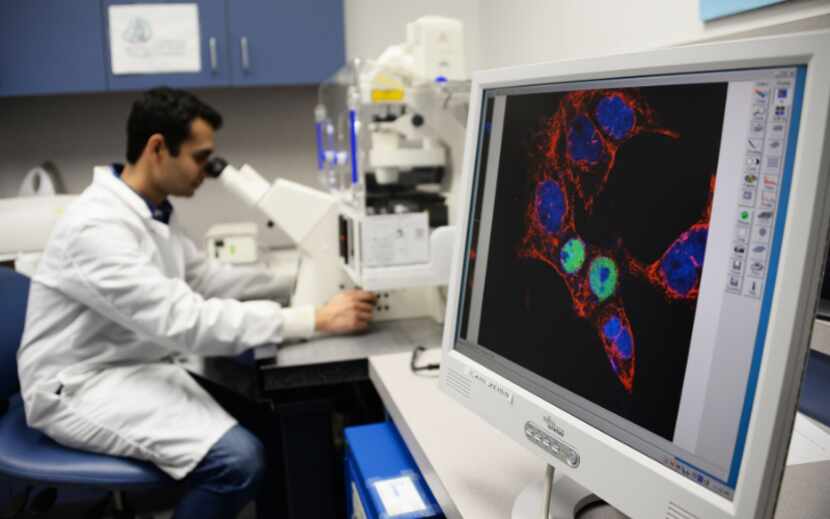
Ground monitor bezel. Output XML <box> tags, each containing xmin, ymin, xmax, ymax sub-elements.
<box><xmin>441</xmin><ymin>30</ymin><xmax>830</xmax><ymax>519</ymax></box>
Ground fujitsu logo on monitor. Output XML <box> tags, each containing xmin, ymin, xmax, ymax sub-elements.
<box><xmin>543</xmin><ymin>415</ymin><xmax>565</xmax><ymax>437</ymax></box>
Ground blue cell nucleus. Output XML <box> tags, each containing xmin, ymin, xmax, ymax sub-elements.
<box><xmin>602</xmin><ymin>316</ymin><xmax>633</xmax><ymax>359</ymax></box>
<box><xmin>567</xmin><ymin>115</ymin><xmax>604</xmax><ymax>166</ymax></box>
<box><xmin>603</xmin><ymin>315</ymin><xmax>621</xmax><ymax>339</ymax></box>
<box><xmin>660</xmin><ymin>228</ymin><xmax>708</xmax><ymax>296</ymax></box>
<box><xmin>686</xmin><ymin>227</ymin><xmax>708</xmax><ymax>267</ymax></box>
<box><xmin>535</xmin><ymin>180</ymin><xmax>566</xmax><ymax>235</ymax></box>
<box><xmin>595</xmin><ymin>95</ymin><xmax>635</xmax><ymax>140</ymax></box>
<box><xmin>660</xmin><ymin>248</ymin><xmax>696</xmax><ymax>296</ymax></box>
<box><xmin>616</xmin><ymin>328</ymin><xmax>633</xmax><ymax>359</ymax></box>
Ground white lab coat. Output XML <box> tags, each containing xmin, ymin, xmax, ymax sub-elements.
<box><xmin>17</xmin><ymin>167</ymin><xmax>315</xmax><ymax>479</ymax></box>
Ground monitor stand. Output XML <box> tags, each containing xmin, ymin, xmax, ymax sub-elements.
<box><xmin>512</xmin><ymin>465</ymin><xmax>627</xmax><ymax>519</ymax></box>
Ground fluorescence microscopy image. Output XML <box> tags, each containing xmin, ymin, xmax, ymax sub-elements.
<box><xmin>475</xmin><ymin>83</ymin><xmax>727</xmax><ymax>440</ymax></box>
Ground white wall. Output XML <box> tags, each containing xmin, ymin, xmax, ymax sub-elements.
<box><xmin>344</xmin><ymin>0</ymin><xmax>481</xmax><ymax>73</ymax></box>
<box><xmin>478</xmin><ymin>0</ymin><xmax>564</xmax><ymax>70</ymax></box>
<box><xmin>0</xmin><ymin>86</ymin><xmax>321</xmax><ymax>247</ymax></box>
<box><xmin>478</xmin><ymin>0</ymin><xmax>830</xmax><ymax>68</ymax></box>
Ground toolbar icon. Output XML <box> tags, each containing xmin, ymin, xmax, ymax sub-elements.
<box><xmin>753</xmin><ymin>87</ymin><xmax>770</xmax><ymax>104</ymax></box>
<box><xmin>760</xmin><ymin>191</ymin><xmax>777</xmax><ymax>208</ymax></box>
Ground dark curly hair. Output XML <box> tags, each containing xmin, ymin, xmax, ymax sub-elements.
<box><xmin>126</xmin><ymin>87</ymin><xmax>223</xmax><ymax>164</ymax></box>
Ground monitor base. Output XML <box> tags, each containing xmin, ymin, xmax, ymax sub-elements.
<box><xmin>511</xmin><ymin>467</ymin><xmax>626</xmax><ymax>519</ymax></box>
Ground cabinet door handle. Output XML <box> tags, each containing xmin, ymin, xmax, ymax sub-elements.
<box><xmin>209</xmin><ymin>37</ymin><xmax>218</xmax><ymax>72</ymax></box>
<box><xmin>241</xmin><ymin>37</ymin><xmax>250</xmax><ymax>72</ymax></box>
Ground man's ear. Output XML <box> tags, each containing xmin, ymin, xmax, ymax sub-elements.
<box><xmin>146</xmin><ymin>133</ymin><xmax>166</xmax><ymax>160</ymax></box>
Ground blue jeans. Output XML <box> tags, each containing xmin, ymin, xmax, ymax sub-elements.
<box><xmin>173</xmin><ymin>424</ymin><xmax>266</xmax><ymax>519</ymax></box>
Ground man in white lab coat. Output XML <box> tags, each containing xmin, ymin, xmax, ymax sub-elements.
<box><xmin>17</xmin><ymin>87</ymin><xmax>377</xmax><ymax>518</ymax></box>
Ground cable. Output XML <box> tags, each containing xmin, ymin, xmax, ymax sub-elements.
<box><xmin>409</xmin><ymin>346</ymin><xmax>440</xmax><ymax>373</ymax></box>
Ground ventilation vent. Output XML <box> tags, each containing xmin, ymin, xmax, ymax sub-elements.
<box><xmin>445</xmin><ymin>367</ymin><xmax>472</xmax><ymax>399</ymax></box>
<box><xmin>666</xmin><ymin>501</ymin><xmax>699</xmax><ymax>519</ymax></box>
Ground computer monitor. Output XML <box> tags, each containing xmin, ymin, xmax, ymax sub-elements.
<box><xmin>441</xmin><ymin>30</ymin><xmax>830</xmax><ymax>519</ymax></box>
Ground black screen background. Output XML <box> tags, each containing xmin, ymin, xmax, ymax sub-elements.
<box><xmin>468</xmin><ymin>83</ymin><xmax>729</xmax><ymax>441</ymax></box>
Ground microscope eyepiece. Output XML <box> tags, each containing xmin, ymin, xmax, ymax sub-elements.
<box><xmin>204</xmin><ymin>157</ymin><xmax>228</xmax><ymax>178</ymax></box>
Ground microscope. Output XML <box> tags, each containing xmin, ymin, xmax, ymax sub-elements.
<box><xmin>314</xmin><ymin>16</ymin><xmax>469</xmax><ymax>321</ymax></box>
<box><xmin>210</xmin><ymin>16</ymin><xmax>470</xmax><ymax>323</ymax></box>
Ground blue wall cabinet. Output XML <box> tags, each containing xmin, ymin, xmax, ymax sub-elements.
<box><xmin>102</xmin><ymin>0</ymin><xmax>230</xmax><ymax>91</ymax></box>
<box><xmin>227</xmin><ymin>0</ymin><xmax>345</xmax><ymax>86</ymax></box>
<box><xmin>0</xmin><ymin>2</ymin><xmax>108</xmax><ymax>97</ymax></box>
<box><xmin>1</xmin><ymin>1</ymin><xmax>345</xmax><ymax>97</ymax></box>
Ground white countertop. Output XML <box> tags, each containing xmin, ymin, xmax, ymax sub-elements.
<box><xmin>369</xmin><ymin>350</ymin><xmax>830</xmax><ymax>519</ymax></box>
<box><xmin>370</xmin><ymin>349</ymin><xmax>542</xmax><ymax>519</ymax></box>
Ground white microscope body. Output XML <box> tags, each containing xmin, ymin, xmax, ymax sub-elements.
<box><xmin>206</xmin><ymin>160</ymin><xmax>345</xmax><ymax>308</ymax></box>
<box><xmin>210</xmin><ymin>17</ymin><xmax>469</xmax><ymax>323</ymax></box>
<box><xmin>314</xmin><ymin>16</ymin><xmax>469</xmax><ymax>322</ymax></box>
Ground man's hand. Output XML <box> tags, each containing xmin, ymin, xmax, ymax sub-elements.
<box><xmin>314</xmin><ymin>290</ymin><xmax>377</xmax><ymax>334</ymax></box>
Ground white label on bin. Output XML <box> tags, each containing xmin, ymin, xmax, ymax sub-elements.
<box><xmin>373</xmin><ymin>475</ymin><xmax>428</xmax><ymax>516</ymax></box>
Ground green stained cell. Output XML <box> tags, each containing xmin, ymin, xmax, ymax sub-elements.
<box><xmin>589</xmin><ymin>256</ymin><xmax>618</xmax><ymax>302</ymax></box>
<box><xmin>560</xmin><ymin>238</ymin><xmax>586</xmax><ymax>274</ymax></box>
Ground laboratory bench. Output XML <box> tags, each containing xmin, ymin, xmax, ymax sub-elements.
<box><xmin>197</xmin><ymin>312</ymin><xmax>830</xmax><ymax>518</ymax></box>
<box><xmin>202</xmin><ymin>317</ymin><xmax>443</xmax><ymax>519</ymax></box>
<box><xmin>257</xmin><ymin>318</ymin><xmax>443</xmax><ymax>390</ymax></box>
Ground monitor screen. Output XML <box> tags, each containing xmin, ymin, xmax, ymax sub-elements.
<box><xmin>455</xmin><ymin>66</ymin><xmax>805</xmax><ymax>500</ymax></box>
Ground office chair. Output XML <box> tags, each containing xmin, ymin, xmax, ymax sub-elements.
<box><xmin>0</xmin><ymin>267</ymin><xmax>170</xmax><ymax>518</ymax></box>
